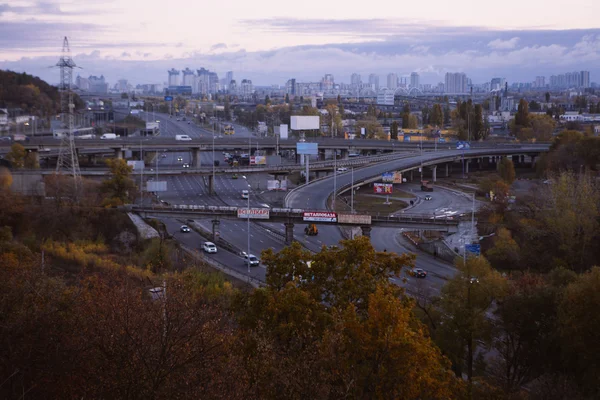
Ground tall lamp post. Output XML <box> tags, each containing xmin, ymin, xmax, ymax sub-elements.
<box><xmin>246</xmin><ymin>183</ymin><xmax>251</xmax><ymax>273</ymax></box>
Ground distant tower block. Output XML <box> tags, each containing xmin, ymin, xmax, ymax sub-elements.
<box><xmin>55</xmin><ymin>36</ymin><xmax>81</xmax><ymax>193</ymax></box>
<box><xmin>168</xmin><ymin>68</ymin><xmax>180</xmax><ymax>86</ymax></box>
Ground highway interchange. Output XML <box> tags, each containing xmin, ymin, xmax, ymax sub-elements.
<box><xmin>139</xmin><ymin>111</ymin><xmax>508</xmax><ymax>294</ymax></box>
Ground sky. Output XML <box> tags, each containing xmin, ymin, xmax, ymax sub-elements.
<box><xmin>1</xmin><ymin>0</ymin><xmax>600</xmax><ymax>86</ymax></box>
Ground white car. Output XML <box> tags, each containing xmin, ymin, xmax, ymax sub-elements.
<box><xmin>337</xmin><ymin>167</ymin><xmax>348</xmax><ymax>173</ymax></box>
<box><xmin>242</xmin><ymin>253</ymin><xmax>260</xmax><ymax>267</ymax></box>
<box><xmin>182</xmin><ymin>163</ymin><xmax>190</xmax><ymax>168</ymax></box>
<box><xmin>180</xmin><ymin>225</ymin><xmax>191</xmax><ymax>233</ymax></box>
<box><xmin>241</xmin><ymin>190</ymin><xmax>249</xmax><ymax>199</ymax></box>
<box><xmin>203</xmin><ymin>242</ymin><xmax>217</xmax><ymax>253</ymax></box>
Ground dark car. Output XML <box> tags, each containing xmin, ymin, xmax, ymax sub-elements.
<box><xmin>411</xmin><ymin>268</ymin><xmax>428</xmax><ymax>278</ymax></box>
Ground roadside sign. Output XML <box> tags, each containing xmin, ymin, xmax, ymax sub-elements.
<box><xmin>296</xmin><ymin>143</ymin><xmax>318</xmax><ymax>155</ymax></box>
<box><xmin>439</xmin><ymin>137</ymin><xmax>446</xmax><ymax>143</ymax></box>
<box><xmin>465</xmin><ymin>244</ymin><xmax>481</xmax><ymax>256</ymax></box>
<box><xmin>403</xmin><ymin>135</ymin><xmax>411</xmax><ymax>142</ymax></box>
<box><xmin>456</xmin><ymin>141</ymin><xmax>471</xmax><ymax>150</ymax></box>
<box><xmin>374</xmin><ymin>183</ymin><xmax>393</xmax><ymax>194</ymax></box>
<box><xmin>393</xmin><ymin>172</ymin><xmax>403</xmax><ymax>184</ymax></box>
<box><xmin>303</xmin><ymin>212</ymin><xmax>337</xmax><ymax>222</ymax></box>
<box><xmin>338</xmin><ymin>214</ymin><xmax>372</xmax><ymax>225</ymax></box>
<box><xmin>147</xmin><ymin>181</ymin><xmax>167</xmax><ymax>192</ymax></box>
<box><xmin>164</xmin><ymin>96</ymin><xmax>173</xmax><ymax>101</ymax></box>
<box><xmin>237</xmin><ymin>208</ymin><xmax>270</xmax><ymax>220</ymax></box>
<box><xmin>382</xmin><ymin>172</ymin><xmax>394</xmax><ymax>183</ymax></box>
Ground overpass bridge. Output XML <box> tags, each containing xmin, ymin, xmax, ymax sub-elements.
<box><xmin>129</xmin><ymin>204</ymin><xmax>460</xmax><ymax>244</ymax></box>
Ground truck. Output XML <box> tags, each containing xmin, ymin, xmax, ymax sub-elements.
<box><xmin>175</xmin><ymin>135</ymin><xmax>192</xmax><ymax>141</ymax></box>
<box><xmin>100</xmin><ymin>133</ymin><xmax>118</xmax><ymax>140</ymax></box>
<box><xmin>421</xmin><ymin>180</ymin><xmax>434</xmax><ymax>192</ymax></box>
<box><xmin>12</xmin><ymin>134</ymin><xmax>29</xmax><ymax>142</ymax></box>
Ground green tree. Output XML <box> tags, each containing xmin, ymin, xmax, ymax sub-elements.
<box><xmin>421</xmin><ymin>105</ymin><xmax>430</xmax><ymax>125</ymax></box>
<box><xmin>264</xmin><ymin>95</ymin><xmax>271</xmax><ymax>106</ymax></box>
<box><xmin>545</xmin><ymin>92</ymin><xmax>551</xmax><ymax>103</ymax></box>
<box><xmin>484</xmin><ymin>227</ymin><xmax>520</xmax><ymax>269</ymax></box>
<box><xmin>100</xmin><ymin>158</ymin><xmax>136</xmax><ymax>207</ymax></box>
<box><xmin>390</xmin><ymin>121</ymin><xmax>399</xmax><ymax>140</ymax></box>
<box><xmin>472</xmin><ymin>104</ymin><xmax>486</xmax><ymax>140</ymax></box>
<box><xmin>498</xmin><ymin>157</ymin><xmax>516</xmax><ymax>184</ymax></box>
<box><xmin>431</xmin><ymin>104</ymin><xmax>444</xmax><ymax>127</ymax></box>
<box><xmin>284</xmin><ymin>93</ymin><xmax>290</xmax><ymax>103</ymax></box>
<box><xmin>558</xmin><ymin>267</ymin><xmax>600</xmax><ymax>397</ymax></box>
<box><xmin>436</xmin><ymin>256</ymin><xmax>507</xmax><ymax>396</ymax></box>
<box><xmin>401</xmin><ymin>103</ymin><xmax>411</xmax><ymax>129</ymax></box>
<box><xmin>5</xmin><ymin>143</ymin><xmax>26</xmax><ymax>168</ymax></box>
<box><xmin>514</xmin><ymin>99</ymin><xmax>530</xmax><ymax>129</ymax></box>
<box><xmin>529</xmin><ymin>100</ymin><xmax>541</xmax><ymax>111</ymax></box>
<box><xmin>223</xmin><ymin>96</ymin><xmax>231</xmax><ymax>121</ymax></box>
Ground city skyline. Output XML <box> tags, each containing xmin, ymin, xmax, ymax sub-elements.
<box><xmin>1</xmin><ymin>1</ymin><xmax>599</xmax><ymax>86</ymax></box>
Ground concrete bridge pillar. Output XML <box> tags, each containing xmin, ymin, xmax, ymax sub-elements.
<box><xmin>340</xmin><ymin>149</ymin><xmax>349</xmax><ymax>159</ymax></box>
<box><xmin>191</xmin><ymin>148</ymin><xmax>201</xmax><ymax>167</ymax></box>
<box><xmin>114</xmin><ymin>149</ymin><xmax>123</xmax><ymax>159</ymax></box>
<box><xmin>410</xmin><ymin>169</ymin><xmax>414</xmax><ymax>182</ymax></box>
<box><xmin>285</xmin><ymin>222</ymin><xmax>294</xmax><ymax>244</ymax></box>
<box><xmin>531</xmin><ymin>155</ymin><xmax>537</xmax><ymax>169</ymax></box>
<box><xmin>266</xmin><ymin>148</ymin><xmax>275</xmax><ymax>156</ymax></box>
<box><xmin>465</xmin><ymin>159</ymin><xmax>470</xmax><ymax>174</ymax></box>
<box><xmin>87</xmin><ymin>154</ymin><xmax>97</xmax><ymax>165</ymax></box>
<box><xmin>478</xmin><ymin>157</ymin><xmax>483</xmax><ymax>170</ymax></box>
<box><xmin>445</xmin><ymin>163</ymin><xmax>449</xmax><ymax>177</ymax></box>
<box><xmin>432</xmin><ymin>165</ymin><xmax>437</xmax><ymax>182</ymax></box>
<box><xmin>520</xmin><ymin>155</ymin><xmax>525</xmax><ymax>165</ymax></box>
<box><xmin>319</xmin><ymin>148</ymin><xmax>326</xmax><ymax>161</ymax></box>
<box><xmin>208</xmin><ymin>174</ymin><xmax>214</xmax><ymax>195</ymax></box>
<box><xmin>211</xmin><ymin>219</ymin><xmax>220</xmax><ymax>241</ymax></box>
<box><xmin>360</xmin><ymin>226</ymin><xmax>372</xmax><ymax>239</ymax></box>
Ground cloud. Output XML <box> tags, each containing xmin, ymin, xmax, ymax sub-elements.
<box><xmin>488</xmin><ymin>37</ymin><xmax>520</xmax><ymax>50</ymax></box>
<box><xmin>210</xmin><ymin>43</ymin><xmax>228</xmax><ymax>51</ymax></box>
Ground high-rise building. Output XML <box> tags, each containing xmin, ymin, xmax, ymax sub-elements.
<box><xmin>321</xmin><ymin>74</ymin><xmax>334</xmax><ymax>91</ymax></box>
<box><xmin>490</xmin><ymin>77</ymin><xmax>506</xmax><ymax>91</ymax></box>
<box><xmin>410</xmin><ymin>72</ymin><xmax>419</xmax><ymax>89</ymax></box>
<box><xmin>534</xmin><ymin>76</ymin><xmax>545</xmax><ymax>88</ymax></box>
<box><xmin>386</xmin><ymin>73</ymin><xmax>398</xmax><ymax>90</ymax></box>
<box><xmin>581</xmin><ymin>71</ymin><xmax>590</xmax><ymax>88</ymax></box>
<box><xmin>376</xmin><ymin>89</ymin><xmax>395</xmax><ymax>106</ymax></box>
<box><xmin>225</xmin><ymin>71</ymin><xmax>234</xmax><ymax>86</ymax></box>
<box><xmin>240</xmin><ymin>79</ymin><xmax>253</xmax><ymax>99</ymax></box>
<box><xmin>351</xmin><ymin>73</ymin><xmax>362</xmax><ymax>86</ymax></box>
<box><xmin>117</xmin><ymin>79</ymin><xmax>128</xmax><ymax>92</ymax></box>
<box><xmin>167</xmin><ymin>68</ymin><xmax>180</xmax><ymax>87</ymax></box>
<box><xmin>88</xmin><ymin>75</ymin><xmax>108</xmax><ymax>93</ymax></box>
<box><xmin>368</xmin><ymin>73</ymin><xmax>379</xmax><ymax>91</ymax></box>
<box><xmin>286</xmin><ymin>78</ymin><xmax>296</xmax><ymax>95</ymax></box>
<box><xmin>445</xmin><ymin>73</ymin><xmax>468</xmax><ymax>93</ymax></box>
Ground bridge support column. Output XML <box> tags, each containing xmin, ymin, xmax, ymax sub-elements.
<box><xmin>432</xmin><ymin>165</ymin><xmax>437</xmax><ymax>182</ymax></box>
<box><xmin>114</xmin><ymin>149</ymin><xmax>123</xmax><ymax>159</ymax></box>
<box><xmin>465</xmin><ymin>159</ymin><xmax>470</xmax><ymax>174</ymax></box>
<box><xmin>211</xmin><ymin>219</ymin><xmax>220</xmax><ymax>241</ymax></box>
<box><xmin>410</xmin><ymin>170</ymin><xmax>414</xmax><ymax>181</ymax></box>
<box><xmin>478</xmin><ymin>157</ymin><xmax>483</xmax><ymax>170</ymax></box>
<box><xmin>191</xmin><ymin>148</ymin><xmax>201</xmax><ymax>168</ymax></box>
<box><xmin>208</xmin><ymin>175</ymin><xmax>214</xmax><ymax>195</ymax></box>
<box><xmin>319</xmin><ymin>149</ymin><xmax>326</xmax><ymax>161</ymax></box>
<box><xmin>284</xmin><ymin>222</ymin><xmax>294</xmax><ymax>244</ymax></box>
<box><xmin>445</xmin><ymin>163</ymin><xmax>449</xmax><ymax>177</ymax></box>
<box><xmin>360</xmin><ymin>226</ymin><xmax>372</xmax><ymax>239</ymax></box>
<box><xmin>531</xmin><ymin>155</ymin><xmax>536</xmax><ymax>169</ymax></box>
<box><xmin>266</xmin><ymin>148</ymin><xmax>275</xmax><ymax>156</ymax></box>
<box><xmin>340</xmin><ymin>149</ymin><xmax>349</xmax><ymax>159</ymax></box>
<box><xmin>87</xmin><ymin>154</ymin><xmax>97</xmax><ymax>165</ymax></box>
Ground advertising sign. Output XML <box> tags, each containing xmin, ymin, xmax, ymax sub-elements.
<box><xmin>465</xmin><ymin>244</ymin><xmax>481</xmax><ymax>256</ymax></box>
<box><xmin>337</xmin><ymin>214</ymin><xmax>372</xmax><ymax>225</ymax></box>
<box><xmin>403</xmin><ymin>135</ymin><xmax>411</xmax><ymax>142</ymax></box>
<box><xmin>147</xmin><ymin>181</ymin><xmax>167</xmax><ymax>192</ymax></box>
<box><xmin>382</xmin><ymin>172</ymin><xmax>394</xmax><ymax>183</ymax></box>
<box><xmin>456</xmin><ymin>141</ymin><xmax>471</xmax><ymax>150</ymax></box>
<box><xmin>303</xmin><ymin>212</ymin><xmax>337</xmax><ymax>222</ymax></box>
<box><xmin>127</xmin><ymin>160</ymin><xmax>145</xmax><ymax>170</ymax></box>
<box><xmin>296</xmin><ymin>142</ymin><xmax>318</xmax><ymax>155</ymax></box>
<box><xmin>146</xmin><ymin>122</ymin><xmax>159</xmax><ymax>130</ymax></box>
<box><xmin>279</xmin><ymin>124</ymin><xmax>288</xmax><ymax>139</ymax></box>
<box><xmin>267</xmin><ymin>179</ymin><xmax>288</xmax><ymax>191</ymax></box>
<box><xmin>393</xmin><ymin>172</ymin><xmax>403</xmax><ymax>184</ymax></box>
<box><xmin>291</xmin><ymin>115</ymin><xmax>320</xmax><ymax>130</ymax></box>
<box><xmin>374</xmin><ymin>183</ymin><xmax>393</xmax><ymax>194</ymax></box>
<box><xmin>250</xmin><ymin>156</ymin><xmax>266</xmax><ymax>165</ymax></box>
<box><xmin>164</xmin><ymin>96</ymin><xmax>173</xmax><ymax>101</ymax></box>
<box><xmin>237</xmin><ymin>208</ymin><xmax>270</xmax><ymax>220</ymax></box>
<box><xmin>360</xmin><ymin>127</ymin><xmax>366</xmax><ymax>136</ymax></box>
<box><xmin>438</xmin><ymin>137</ymin><xmax>446</xmax><ymax>143</ymax></box>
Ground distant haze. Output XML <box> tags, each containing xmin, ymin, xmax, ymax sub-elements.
<box><xmin>1</xmin><ymin>0</ymin><xmax>599</xmax><ymax>85</ymax></box>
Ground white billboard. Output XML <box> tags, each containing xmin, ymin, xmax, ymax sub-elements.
<box><xmin>237</xmin><ymin>208</ymin><xmax>270</xmax><ymax>220</ymax></box>
<box><xmin>147</xmin><ymin>181</ymin><xmax>167</xmax><ymax>192</ymax></box>
<box><xmin>280</xmin><ymin>124</ymin><xmax>288</xmax><ymax>139</ymax></box>
<box><xmin>337</xmin><ymin>214</ymin><xmax>372</xmax><ymax>225</ymax></box>
<box><xmin>267</xmin><ymin>180</ymin><xmax>288</xmax><ymax>191</ymax></box>
<box><xmin>127</xmin><ymin>161</ymin><xmax>145</xmax><ymax>170</ymax></box>
<box><xmin>291</xmin><ymin>115</ymin><xmax>320</xmax><ymax>130</ymax></box>
<box><xmin>303</xmin><ymin>212</ymin><xmax>337</xmax><ymax>222</ymax></box>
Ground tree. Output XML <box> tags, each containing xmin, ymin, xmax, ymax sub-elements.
<box><xmin>436</xmin><ymin>256</ymin><xmax>507</xmax><ymax>395</ymax></box>
<box><xmin>100</xmin><ymin>158</ymin><xmax>136</xmax><ymax>207</ymax></box>
<box><xmin>431</xmin><ymin>104</ymin><xmax>444</xmax><ymax>127</ymax></box>
<box><xmin>558</xmin><ymin>267</ymin><xmax>600</xmax><ymax>397</ymax></box>
<box><xmin>5</xmin><ymin>143</ymin><xmax>26</xmax><ymax>168</ymax></box>
<box><xmin>224</xmin><ymin>96</ymin><xmax>231</xmax><ymax>121</ymax></box>
<box><xmin>514</xmin><ymin>99</ymin><xmax>530</xmax><ymax>129</ymax></box>
<box><xmin>284</xmin><ymin>93</ymin><xmax>290</xmax><ymax>103</ymax></box>
<box><xmin>407</xmin><ymin>114</ymin><xmax>419</xmax><ymax>129</ymax></box>
<box><xmin>529</xmin><ymin>100</ymin><xmax>541</xmax><ymax>111</ymax></box>
<box><xmin>498</xmin><ymin>157</ymin><xmax>516</xmax><ymax>184</ymax></box>
<box><xmin>390</xmin><ymin>121</ymin><xmax>399</xmax><ymax>140</ymax></box>
<box><xmin>472</xmin><ymin>104</ymin><xmax>486</xmax><ymax>140</ymax></box>
<box><xmin>421</xmin><ymin>105</ymin><xmax>430</xmax><ymax>125</ymax></box>
<box><xmin>545</xmin><ymin>92</ymin><xmax>551</xmax><ymax>103</ymax></box>
<box><xmin>356</xmin><ymin>117</ymin><xmax>385</xmax><ymax>139</ymax></box>
<box><xmin>484</xmin><ymin>227</ymin><xmax>520</xmax><ymax>269</ymax></box>
<box><xmin>0</xmin><ymin>167</ymin><xmax>12</xmax><ymax>190</ymax></box>
<box><xmin>264</xmin><ymin>95</ymin><xmax>271</xmax><ymax>106</ymax></box>
<box><xmin>401</xmin><ymin>103</ymin><xmax>411</xmax><ymax>129</ymax></box>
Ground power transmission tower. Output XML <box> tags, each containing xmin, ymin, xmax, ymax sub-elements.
<box><xmin>55</xmin><ymin>36</ymin><xmax>81</xmax><ymax>192</ymax></box>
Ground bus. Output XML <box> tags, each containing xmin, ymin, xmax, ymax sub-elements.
<box><xmin>224</xmin><ymin>125</ymin><xmax>235</xmax><ymax>135</ymax></box>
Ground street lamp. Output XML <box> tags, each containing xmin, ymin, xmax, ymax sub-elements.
<box><xmin>246</xmin><ymin>183</ymin><xmax>251</xmax><ymax>274</ymax></box>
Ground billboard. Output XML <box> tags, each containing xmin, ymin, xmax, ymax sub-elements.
<box><xmin>127</xmin><ymin>160</ymin><xmax>145</xmax><ymax>170</ymax></box>
<box><xmin>465</xmin><ymin>244</ymin><xmax>481</xmax><ymax>256</ymax></box>
<box><xmin>456</xmin><ymin>141</ymin><xmax>471</xmax><ymax>150</ymax></box>
<box><xmin>382</xmin><ymin>172</ymin><xmax>394</xmax><ymax>183</ymax></box>
<box><xmin>146</xmin><ymin>122</ymin><xmax>159</xmax><ymax>130</ymax></box>
<box><xmin>147</xmin><ymin>181</ymin><xmax>167</xmax><ymax>192</ymax></box>
<box><xmin>279</xmin><ymin>124</ymin><xmax>289</xmax><ymax>139</ymax></box>
<box><xmin>338</xmin><ymin>214</ymin><xmax>372</xmax><ymax>225</ymax></box>
<box><xmin>237</xmin><ymin>208</ymin><xmax>270</xmax><ymax>219</ymax></box>
<box><xmin>303</xmin><ymin>212</ymin><xmax>337</xmax><ymax>222</ymax></box>
<box><xmin>291</xmin><ymin>115</ymin><xmax>320</xmax><ymax>130</ymax></box>
<box><xmin>393</xmin><ymin>172</ymin><xmax>403</xmax><ymax>184</ymax></box>
<box><xmin>164</xmin><ymin>96</ymin><xmax>173</xmax><ymax>101</ymax></box>
<box><xmin>296</xmin><ymin>143</ymin><xmax>318</xmax><ymax>155</ymax></box>
<box><xmin>374</xmin><ymin>183</ymin><xmax>393</xmax><ymax>194</ymax></box>
<box><xmin>267</xmin><ymin>180</ymin><xmax>288</xmax><ymax>191</ymax></box>
<box><xmin>403</xmin><ymin>135</ymin><xmax>411</xmax><ymax>142</ymax></box>
<box><xmin>360</xmin><ymin>127</ymin><xmax>366</xmax><ymax>136</ymax></box>
<box><xmin>250</xmin><ymin>156</ymin><xmax>266</xmax><ymax>165</ymax></box>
